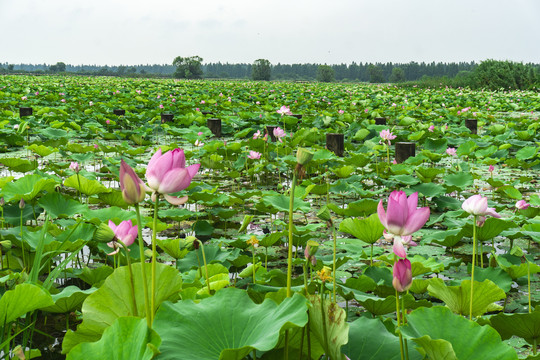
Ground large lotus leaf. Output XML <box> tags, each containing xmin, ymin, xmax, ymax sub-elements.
<box><xmin>496</xmin><ymin>253</ymin><xmax>540</xmax><ymax>279</ymax></box>
<box><xmin>42</xmin><ymin>286</ymin><xmax>97</xmax><ymax>313</ymax></box>
<box><xmin>472</xmin><ymin>266</ymin><xmax>513</xmax><ymax>293</ymax></box>
<box><xmin>82</xmin><ymin>206</ymin><xmax>136</xmax><ymax>224</ymax></box>
<box><xmin>78</xmin><ymin>265</ymin><xmax>114</xmax><ymax>286</ymax></box>
<box><xmin>427</xmin><ymin>278</ymin><xmax>506</xmax><ymax>317</ymax></box>
<box><xmin>262</xmin><ymin>194</ymin><xmax>311</xmax><ymax>213</ymax></box>
<box><xmin>62</xmin><ymin>263</ymin><xmax>182</xmax><ymax>354</ymax></box>
<box><xmin>38</xmin><ymin>192</ymin><xmax>88</xmax><ymax>218</ymax></box>
<box><xmin>152</xmin><ymin>288</ymin><xmax>308</xmax><ymax>360</ymax></box>
<box><xmin>1</xmin><ymin>174</ymin><xmax>57</xmax><ymax>202</ymax></box>
<box><xmin>339</xmin><ymin>213</ymin><xmax>384</xmax><ymax>244</ymax></box>
<box><xmin>354</xmin><ymin>292</ymin><xmax>432</xmax><ymax>316</ymax></box>
<box><xmin>64</xmin><ymin>175</ymin><xmax>110</xmax><ymax>196</ymax></box>
<box><xmin>489</xmin><ymin>308</ymin><xmax>540</xmax><ymax>345</ymax></box>
<box><xmin>410</xmin><ymin>182</ymin><xmax>445</xmax><ymax>197</ymax></box>
<box><xmin>308</xmin><ymin>295</ymin><xmax>348</xmax><ymax>360</ymax></box>
<box><xmin>28</xmin><ymin>144</ymin><xmax>56</xmax><ymax>157</ymax></box>
<box><xmin>444</xmin><ymin>172</ymin><xmax>474</xmax><ymax>189</ymax></box>
<box><xmin>0</xmin><ymin>283</ymin><xmax>54</xmax><ymax>325</ymax></box>
<box><xmin>462</xmin><ymin>218</ymin><xmax>515</xmax><ymax>242</ymax></box>
<box><xmin>67</xmin><ymin>317</ymin><xmax>160</xmax><ymax>360</ymax></box>
<box><xmin>400</xmin><ymin>306</ymin><xmax>518</xmax><ymax>360</ymax></box>
<box><xmin>343</xmin><ymin>316</ymin><xmax>422</xmax><ymax>360</ymax></box>
<box><xmin>0</xmin><ymin>158</ymin><xmax>38</xmax><ymax>173</ymax></box>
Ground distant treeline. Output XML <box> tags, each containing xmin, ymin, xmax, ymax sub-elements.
<box><xmin>1</xmin><ymin>60</ymin><xmax>539</xmax><ymax>86</ymax></box>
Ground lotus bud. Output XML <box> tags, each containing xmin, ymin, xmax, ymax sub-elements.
<box><xmin>305</xmin><ymin>240</ymin><xmax>319</xmax><ymax>257</ymax></box>
<box><xmin>119</xmin><ymin>159</ymin><xmax>146</xmax><ymax>204</ymax></box>
<box><xmin>94</xmin><ymin>222</ymin><xmax>115</xmax><ymax>243</ymax></box>
<box><xmin>296</xmin><ymin>147</ymin><xmax>314</xmax><ymax>166</ymax></box>
<box><xmin>181</xmin><ymin>236</ymin><xmax>199</xmax><ymax>251</ymax></box>
<box><xmin>316</xmin><ymin>205</ymin><xmax>331</xmax><ymax>222</ymax></box>
<box><xmin>19</xmin><ymin>198</ymin><xmax>25</xmax><ymax>210</ymax></box>
<box><xmin>70</xmin><ymin>162</ymin><xmax>80</xmax><ymax>173</ymax></box>
<box><xmin>0</xmin><ymin>197</ymin><xmax>4</xmax><ymax>207</ymax></box>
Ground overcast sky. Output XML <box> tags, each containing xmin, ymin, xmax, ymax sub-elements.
<box><xmin>1</xmin><ymin>0</ymin><xmax>539</xmax><ymax>66</ymax></box>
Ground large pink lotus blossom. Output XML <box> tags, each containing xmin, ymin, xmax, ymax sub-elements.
<box><xmin>248</xmin><ymin>150</ymin><xmax>261</xmax><ymax>160</ymax></box>
<box><xmin>273</xmin><ymin>127</ymin><xmax>287</xmax><ymax>143</ymax></box>
<box><xmin>515</xmin><ymin>200</ymin><xmax>530</xmax><ymax>210</ymax></box>
<box><xmin>378</xmin><ymin>191</ymin><xmax>430</xmax><ymax>236</ymax></box>
<box><xmin>446</xmin><ymin>147</ymin><xmax>457</xmax><ymax>156</ymax></box>
<box><xmin>253</xmin><ymin>130</ymin><xmax>261</xmax><ymax>140</ymax></box>
<box><xmin>107</xmin><ymin>219</ymin><xmax>137</xmax><ymax>255</ymax></box>
<box><xmin>120</xmin><ymin>159</ymin><xmax>146</xmax><ymax>205</ymax></box>
<box><xmin>277</xmin><ymin>105</ymin><xmax>292</xmax><ymax>116</ymax></box>
<box><xmin>70</xmin><ymin>162</ymin><xmax>80</xmax><ymax>173</ymax></box>
<box><xmin>461</xmin><ymin>194</ymin><xmax>500</xmax><ymax>218</ymax></box>
<box><xmin>393</xmin><ymin>258</ymin><xmax>412</xmax><ymax>292</ymax></box>
<box><xmin>379</xmin><ymin>129</ymin><xmax>397</xmax><ymax>145</ymax></box>
<box><xmin>146</xmin><ymin>148</ymin><xmax>200</xmax><ymax>205</ymax></box>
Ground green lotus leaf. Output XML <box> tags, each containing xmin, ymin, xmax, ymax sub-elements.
<box><xmin>62</xmin><ymin>263</ymin><xmax>182</xmax><ymax>354</ymax></box>
<box><xmin>400</xmin><ymin>306</ymin><xmax>518</xmax><ymax>360</ymax></box>
<box><xmin>0</xmin><ymin>283</ymin><xmax>54</xmax><ymax>325</ymax></box>
<box><xmin>153</xmin><ymin>288</ymin><xmax>308</xmax><ymax>360</ymax></box>
<box><xmin>262</xmin><ymin>194</ymin><xmax>311</xmax><ymax>213</ymax></box>
<box><xmin>66</xmin><ymin>317</ymin><xmax>161</xmax><ymax>360</ymax></box>
<box><xmin>78</xmin><ymin>265</ymin><xmax>114</xmax><ymax>287</ymax></box>
<box><xmin>38</xmin><ymin>192</ymin><xmax>88</xmax><ymax>218</ymax></box>
<box><xmin>343</xmin><ymin>316</ymin><xmax>422</xmax><ymax>360</ymax></box>
<box><xmin>496</xmin><ymin>253</ymin><xmax>540</xmax><ymax>279</ymax></box>
<box><xmin>42</xmin><ymin>286</ymin><xmax>97</xmax><ymax>313</ymax></box>
<box><xmin>489</xmin><ymin>307</ymin><xmax>540</xmax><ymax>345</ymax></box>
<box><xmin>64</xmin><ymin>175</ymin><xmax>109</xmax><ymax>196</ymax></box>
<box><xmin>339</xmin><ymin>213</ymin><xmax>384</xmax><ymax>245</ymax></box>
<box><xmin>427</xmin><ymin>278</ymin><xmax>506</xmax><ymax>317</ymax></box>
<box><xmin>0</xmin><ymin>158</ymin><xmax>38</xmax><ymax>173</ymax></box>
<box><xmin>1</xmin><ymin>173</ymin><xmax>57</xmax><ymax>202</ymax></box>
<box><xmin>307</xmin><ymin>295</ymin><xmax>349</xmax><ymax>360</ymax></box>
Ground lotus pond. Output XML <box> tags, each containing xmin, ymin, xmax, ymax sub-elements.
<box><xmin>0</xmin><ymin>75</ymin><xmax>539</xmax><ymax>359</ymax></box>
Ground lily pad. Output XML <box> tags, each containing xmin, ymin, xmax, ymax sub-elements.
<box><xmin>153</xmin><ymin>288</ymin><xmax>308</xmax><ymax>360</ymax></box>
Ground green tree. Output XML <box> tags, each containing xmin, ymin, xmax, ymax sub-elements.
<box><xmin>368</xmin><ymin>65</ymin><xmax>385</xmax><ymax>83</ymax></box>
<box><xmin>49</xmin><ymin>62</ymin><xmax>66</xmax><ymax>73</ymax></box>
<box><xmin>472</xmin><ymin>59</ymin><xmax>536</xmax><ymax>90</ymax></box>
<box><xmin>317</xmin><ymin>65</ymin><xmax>335</xmax><ymax>82</ymax></box>
<box><xmin>173</xmin><ymin>56</ymin><xmax>203</xmax><ymax>79</ymax></box>
<box><xmin>389</xmin><ymin>67</ymin><xmax>405</xmax><ymax>83</ymax></box>
<box><xmin>7</xmin><ymin>64</ymin><xmax>14</xmax><ymax>72</ymax></box>
<box><xmin>252</xmin><ymin>59</ymin><xmax>271</xmax><ymax>80</ymax></box>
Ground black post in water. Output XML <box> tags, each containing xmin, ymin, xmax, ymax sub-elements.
<box><xmin>161</xmin><ymin>113</ymin><xmax>174</xmax><ymax>123</ymax></box>
<box><xmin>113</xmin><ymin>109</ymin><xmax>126</xmax><ymax>116</ymax></box>
<box><xmin>266</xmin><ymin>125</ymin><xmax>277</xmax><ymax>142</ymax></box>
<box><xmin>326</xmin><ymin>133</ymin><xmax>344</xmax><ymax>157</ymax></box>
<box><xmin>207</xmin><ymin>118</ymin><xmax>222</xmax><ymax>137</ymax></box>
<box><xmin>465</xmin><ymin>119</ymin><xmax>477</xmax><ymax>134</ymax></box>
<box><xmin>19</xmin><ymin>107</ymin><xmax>33</xmax><ymax>117</ymax></box>
<box><xmin>375</xmin><ymin>117</ymin><xmax>387</xmax><ymax>125</ymax></box>
<box><xmin>395</xmin><ymin>142</ymin><xmax>416</xmax><ymax>163</ymax></box>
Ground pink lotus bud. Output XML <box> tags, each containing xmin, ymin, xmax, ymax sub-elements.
<box><xmin>70</xmin><ymin>162</ymin><xmax>80</xmax><ymax>173</ymax></box>
<box><xmin>515</xmin><ymin>200</ymin><xmax>530</xmax><ymax>210</ymax></box>
<box><xmin>393</xmin><ymin>258</ymin><xmax>412</xmax><ymax>292</ymax></box>
<box><xmin>119</xmin><ymin>159</ymin><xmax>146</xmax><ymax>205</ymax></box>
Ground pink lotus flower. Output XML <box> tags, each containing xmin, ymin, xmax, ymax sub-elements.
<box><xmin>248</xmin><ymin>150</ymin><xmax>261</xmax><ymax>160</ymax></box>
<box><xmin>70</xmin><ymin>162</ymin><xmax>80</xmax><ymax>173</ymax></box>
<box><xmin>377</xmin><ymin>191</ymin><xmax>430</xmax><ymax>236</ymax></box>
<box><xmin>159</xmin><ymin>104</ymin><xmax>164</xmax><ymax>109</ymax></box>
<box><xmin>106</xmin><ymin>119</ymin><xmax>111</xmax><ymax>125</ymax></box>
<box><xmin>393</xmin><ymin>258</ymin><xmax>412</xmax><ymax>292</ymax></box>
<box><xmin>446</xmin><ymin>147</ymin><xmax>457</xmax><ymax>156</ymax></box>
<box><xmin>338</xmin><ymin>110</ymin><xmax>344</xmax><ymax>114</ymax></box>
<box><xmin>488</xmin><ymin>165</ymin><xmax>494</xmax><ymax>174</ymax></box>
<box><xmin>120</xmin><ymin>159</ymin><xmax>146</xmax><ymax>205</ymax></box>
<box><xmin>428</xmin><ymin>125</ymin><xmax>434</xmax><ymax>132</ymax></box>
<box><xmin>253</xmin><ymin>130</ymin><xmax>261</xmax><ymax>140</ymax></box>
<box><xmin>194</xmin><ymin>139</ymin><xmax>204</xmax><ymax>147</ymax></box>
<box><xmin>21</xmin><ymin>96</ymin><xmax>27</xmax><ymax>101</ymax></box>
<box><xmin>379</xmin><ymin>129</ymin><xmax>397</xmax><ymax>145</ymax></box>
<box><xmin>197</xmin><ymin>131</ymin><xmax>203</xmax><ymax>136</ymax></box>
<box><xmin>277</xmin><ymin>105</ymin><xmax>292</xmax><ymax>116</ymax></box>
<box><xmin>461</xmin><ymin>194</ymin><xmax>500</xmax><ymax>218</ymax></box>
<box><xmin>107</xmin><ymin>220</ymin><xmax>137</xmax><ymax>255</ymax></box>
<box><xmin>61</xmin><ymin>99</ymin><xmax>66</xmax><ymax>103</ymax></box>
<box><xmin>196</xmin><ymin>108</ymin><xmax>200</xmax><ymax>112</ymax></box>
<box><xmin>515</xmin><ymin>200</ymin><xmax>530</xmax><ymax>210</ymax></box>
<box><xmin>89</xmin><ymin>101</ymin><xmax>94</xmax><ymax>106</ymax></box>
<box><xmin>146</xmin><ymin>148</ymin><xmax>200</xmax><ymax>205</ymax></box>
<box><xmin>273</xmin><ymin>127</ymin><xmax>287</xmax><ymax>142</ymax></box>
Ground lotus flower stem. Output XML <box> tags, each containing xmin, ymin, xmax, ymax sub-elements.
<box><xmin>396</xmin><ymin>288</ymin><xmax>405</xmax><ymax>360</ymax></box>
<box><xmin>286</xmin><ymin>171</ymin><xmax>298</xmax><ymax>298</ymax></box>
<box><xmin>527</xmin><ymin>258</ymin><xmax>532</xmax><ymax>313</ymax></box>
<box><xmin>469</xmin><ymin>215</ymin><xmax>477</xmax><ymax>320</ymax></box>
<box><xmin>332</xmin><ymin>221</ymin><xmax>337</xmax><ymax>303</ymax></box>
<box><xmin>20</xmin><ymin>208</ymin><xmax>25</xmax><ymax>270</ymax></box>
<box><xmin>134</xmin><ymin>203</ymin><xmax>151</xmax><ymax>327</ymax></box>
<box><xmin>402</xmin><ymin>294</ymin><xmax>410</xmax><ymax>360</ymax></box>
<box><xmin>198</xmin><ymin>240</ymin><xmax>212</xmax><ymax>295</ymax></box>
<box><xmin>117</xmin><ymin>239</ymin><xmax>138</xmax><ymax>317</ymax></box>
<box><xmin>150</xmin><ymin>197</ymin><xmax>159</xmax><ymax>324</ymax></box>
